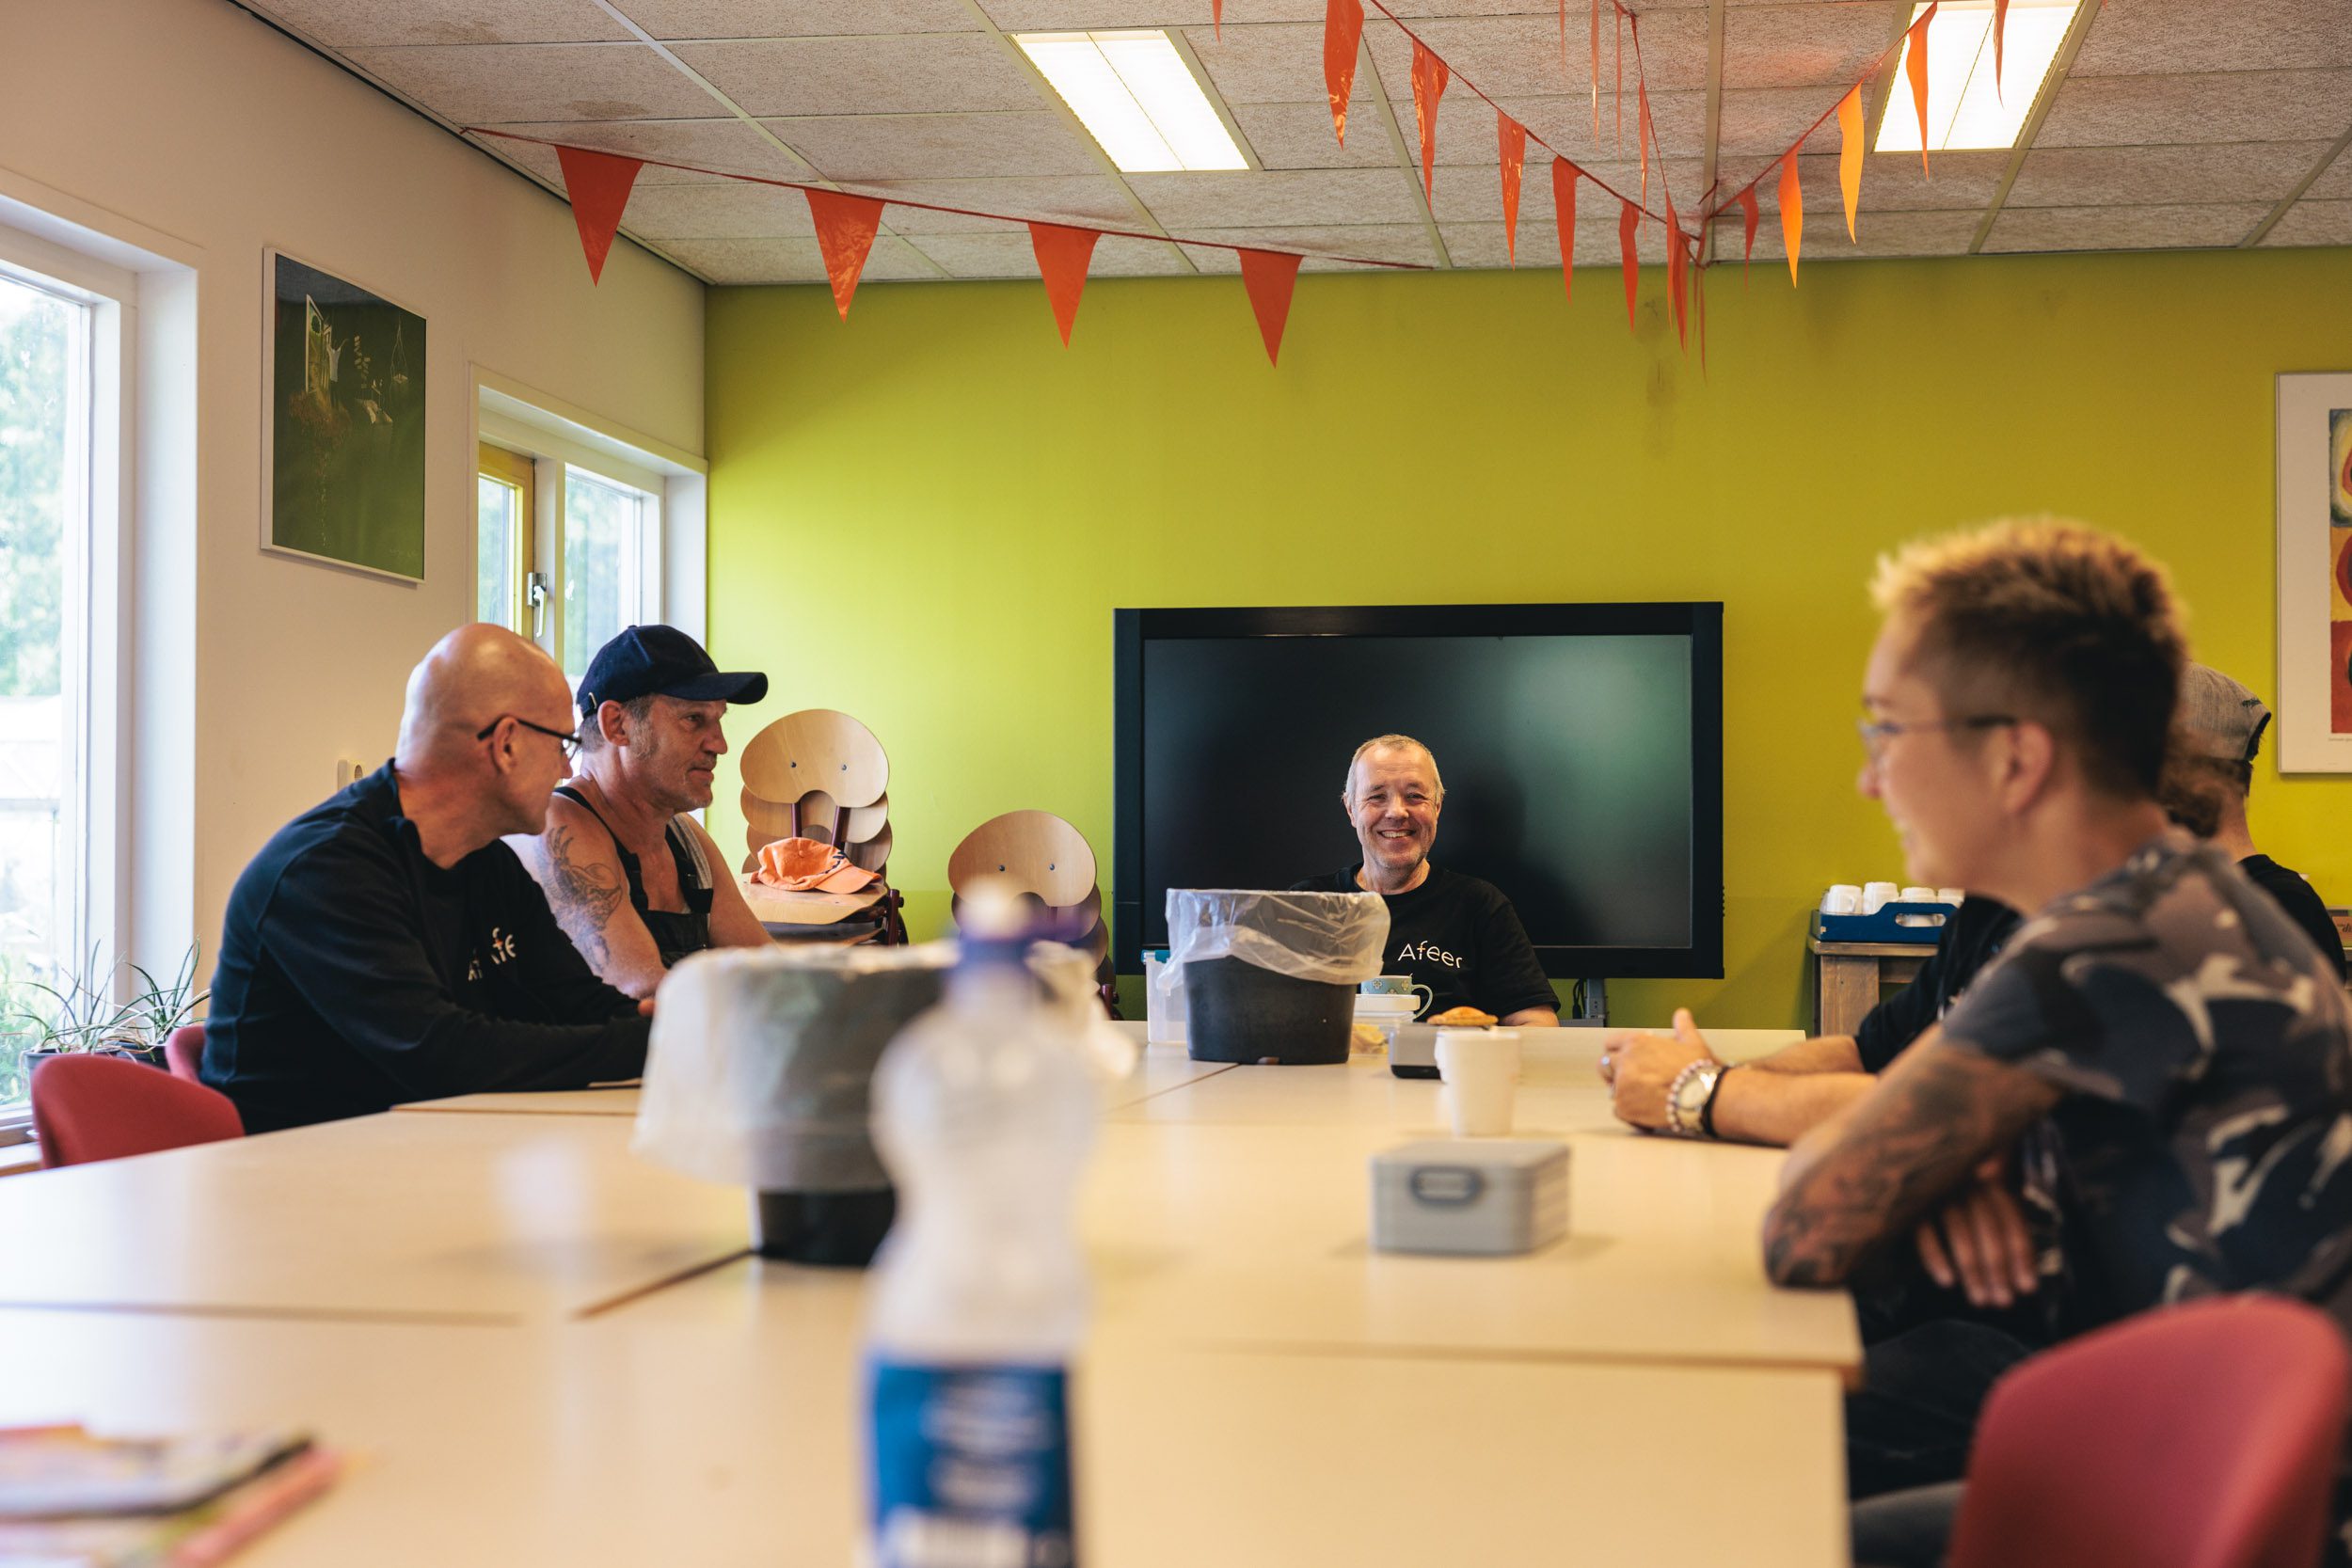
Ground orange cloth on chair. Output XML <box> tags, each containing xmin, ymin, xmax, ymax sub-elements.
<box><xmin>755</xmin><ymin>836</ymin><xmax>879</xmax><ymax>894</ymax></box>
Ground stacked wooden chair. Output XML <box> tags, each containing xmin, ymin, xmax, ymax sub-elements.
<box><xmin>946</xmin><ymin>810</ymin><xmax>1113</xmax><ymax>1009</ymax></box>
<box><xmin>737</xmin><ymin>708</ymin><xmax>905</xmax><ymax>944</ymax></box>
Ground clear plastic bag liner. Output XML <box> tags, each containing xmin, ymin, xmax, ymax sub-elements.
<box><xmin>1162</xmin><ymin>889</ymin><xmax>1390</xmax><ymax>987</ymax></box>
<box><xmin>633</xmin><ymin>942</ymin><xmax>955</xmax><ymax>1191</ymax></box>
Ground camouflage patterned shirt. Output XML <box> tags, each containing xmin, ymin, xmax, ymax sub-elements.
<box><xmin>1937</xmin><ymin>831</ymin><xmax>2352</xmax><ymax>1335</ymax></box>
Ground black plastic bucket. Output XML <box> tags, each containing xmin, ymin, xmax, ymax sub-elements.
<box><xmin>752</xmin><ymin>1188</ymin><xmax>897</xmax><ymax>1267</ymax></box>
<box><xmin>1184</xmin><ymin>957</ymin><xmax>1355</xmax><ymax>1065</ymax></box>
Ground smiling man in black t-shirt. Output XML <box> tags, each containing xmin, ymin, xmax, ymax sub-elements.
<box><xmin>1292</xmin><ymin>734</ymin><xmax>1558</xmax><ymax>1026</ymax></box>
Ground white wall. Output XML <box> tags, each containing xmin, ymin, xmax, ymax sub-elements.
<box><xmin>0</xmin><ymin>0</ymin><xmax>705</xmax><ymax>970</ymax></box>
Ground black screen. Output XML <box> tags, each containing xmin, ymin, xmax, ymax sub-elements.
<box><xmin>1114</xmin><ymin>604</ymin><xmax>1723</xmax><ymax>980</ymax></box>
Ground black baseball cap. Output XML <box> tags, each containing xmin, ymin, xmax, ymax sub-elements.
<box><xmin>577</xmin><ymin>625</ymin><xmax>768</xmax><ymax>715</ymax></box>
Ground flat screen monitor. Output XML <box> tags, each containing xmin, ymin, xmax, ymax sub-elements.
<box><xmin>1113</xmin><ymin>603</ymin><xmax>1724</xmax><ymax>980</ymax></box>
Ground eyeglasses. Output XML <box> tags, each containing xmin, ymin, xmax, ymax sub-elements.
<box><xmin>475</xmin><ymin>714</ymin><xmax>583</xmax><ymax>761</ymax></box>
<box><xmin>1856</xmin><ymin>714</ymin><xmax>2016</xmax><ymax>762</ymax></box>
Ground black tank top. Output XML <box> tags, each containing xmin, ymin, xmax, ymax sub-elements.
<box><xmin>552</xmin><ymin>784</ymin><xmax>715</xmax><ymax>970</ymax></box>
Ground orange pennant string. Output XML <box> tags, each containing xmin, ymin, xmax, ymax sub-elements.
<box><xmin>1778</xmin><ymin>150</ymin><xmax>1804</xmax><ymax>286</ymax></box>
<box><xmin>1993</xmin><ymin>0</ymin><xmax>2010</xmax><ymax>97</ymax></box>
<box><xmin>1907</xmin><ymin>3</ymin><xmax>1937</xmax><ymax>179</ymax></box>
<box><xmin>1324</xmin><ymin>0</ymin><xmax>1364</xmax><ymax>146</ymax></box>
<box><xmin>1618</xmin><ymin>198</ymin><xmax>1640</xmax><ymax>333</ymax></box>
<box><xmin>1836</xmin><ymin>86</ymin><xmax>1864</xmax><ymax>243</ymax></box>
<box><xmin>1027</xmin><ymin>222</ymin><xmax>1100</xmax><ymax>346</ymax></box>
<box><xmin>1410</xmin><ymin>40</ymin><xmax>1450</xmax><ymax>203</ymax></box>
<box><xmin>553</xmin><ymin>145</ymin><xmax>644</xmax><ymax>285</ymax></box>
<box><xmin>804</xmin><ymin>189</ymin><xmax>885</xmax><ymax>320</ymax></box>
<box><xmin>1238</xmin><ymin>249</ymin><xmax>1303</xmax><ymax>367</ymax></box>
<box><xmin>1498</xmin><ymin>113</ymin><xmax>1527</xmax><ymax>266</ymax></box>
<box><xmin>1739</xmin><ymin>186</ymin><xmax>1758</xmax><ymax>274</ymax></box>
<box><xmin>1552</xmin><ymin>158</ymin><xmax>1580</xmax><ymax>303</ymax></box>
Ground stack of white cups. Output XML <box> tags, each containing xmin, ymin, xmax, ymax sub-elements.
<box><xmin>1821</xmin><ymin>884</ymin><xmax>1965</xmax><ymax>915</ymax></box>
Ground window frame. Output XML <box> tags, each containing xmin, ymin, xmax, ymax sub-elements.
<box><xmin>475</xmin><ymin>440</ymin><xmax>536</xmax><ymax>637</ymax></box>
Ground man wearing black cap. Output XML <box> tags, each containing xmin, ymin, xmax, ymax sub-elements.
<box><xmin>510</xmin><ymin>625</ymin><xmax>772</xmax><ymax>998</ymax></box>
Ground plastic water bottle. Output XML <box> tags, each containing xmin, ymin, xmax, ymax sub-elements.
<box><xmin>864</xmin><ymin>902</ymin><xmax>1100</xmax><ymax>1568</ymax></box>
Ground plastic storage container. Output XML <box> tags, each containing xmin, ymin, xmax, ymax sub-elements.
<box><xmin>1371</xmin><ymin>1139</ymin><xmax>1570</xmax><ymax>1256</ymax></box>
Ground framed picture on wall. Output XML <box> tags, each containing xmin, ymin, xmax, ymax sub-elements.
<box><xmin>2275</xmin><ymin>374</ymin><xmax>2352</xmax><ymax>771</ymax></box>
<box><xmin>260</xmin><ymin>249</ymin><xmax>427</xmax><ymax>582</ymax></box>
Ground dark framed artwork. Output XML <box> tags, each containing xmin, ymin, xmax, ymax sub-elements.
<box><xmin>261</xmin><ymin>250</ymin><xmax>426</xmax><ymax>581</ymax></box>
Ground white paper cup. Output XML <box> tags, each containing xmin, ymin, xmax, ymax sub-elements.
<box><xmin>1862</xmin><ymin>881</ymin><xmax>1899</xmax><ymax>915</ymax></box>
<box><xmin>1821</xmin><ymin>884</ymin><xmax>1863</xmax><ymax>916</ymax></box>
<box><xmin>1436</xmin><ymin>1028</ymin><xmax>1520</xmax><ymax>1137</ymax></box>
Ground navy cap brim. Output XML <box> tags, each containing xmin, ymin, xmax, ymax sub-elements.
<box><xmin>657</xmin><ymin>670</ymin><xmax>768</xmax><ymax>705</ymax></box>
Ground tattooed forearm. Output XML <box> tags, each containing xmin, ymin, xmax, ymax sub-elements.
<box><xmin>1760</xmin><ymin>1037</ymin><xmax>2060</xmax><ymax>1290</ymax></box>
<box><xmin>544</xmin><ymin>825</ymin><xmax>626</xmax><ymax>967</ymax></box>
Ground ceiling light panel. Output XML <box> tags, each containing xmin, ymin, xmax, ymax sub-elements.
<box><xmin>1015</xmin><ymin>30</ymin><xmax>1249</xmax><ymax>174</ymax></box>
<box><xmin>1877</xmin><ymin>0</ymin><xmax>2081</xmax><ymax>153</ymax></box>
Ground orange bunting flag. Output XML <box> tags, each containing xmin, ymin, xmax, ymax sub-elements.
<box><xmin>1637</xmin><ymin>80</ymin><xmax>1650</xmax><ymax>204</ymax></box>
<box><xmin>1617</xmin><ymin>198</ymin><xmax>1640</xmax><ymax>332</ymax></box>
<box><xmin>804</xmin><ymin>188</ymin><xmax>884</xmax><ymax>321</ymax></box>
<box><xmin>1590</xmin><ymin>0</ymin><xmax>1601</xmax><ymax>139</ymax></box>
<box><xmin>1498</xmin><ymin>113</ymin><xmax>1527</xmax><ymax>265</ymax></box>
<box><xmin>1739</xmin><ymin>186</ymin><xmax>1759</xmax><ymax>272</ymax></box>
<box><xmin>1238</xmin><ymin>249</ymin><xmax>1303</xmax><ymax>367</ymax></box>
<box><xmin>1779</xmin><ymin>151</ymin><xmax>1804</xmax><ymax>286</ymax></box>
<box><xmin>1993</xmin><ymin>0</ymin><xmax>2010</xmax><ymax>97</ymax></box>
<box><xmin>1028</xmin><ymin>222</ymin><xmax>1100</xmax><ymax>346</ymax></box>
<box><xmin>1213</xmin><ymin>0</ymin><xmax>1222</xmax><ymax>39</ymax></box>
<box><xmin>1666</xmin><ymin>202</ymin><xmax>1687</xmax><ymax>350</ymax></box>
<box><xmin>553</xmin><ymin>145</ymin><xmax>644</xmax><ymax>285</ymax></box>
<box><xmin>1410</xmin><ymin>39</ymin><xmax>1449</xmax><ymax>202</ymax></box>
<box><xmin>1551</xmin><ymin>158</ymin><xmax>1580</xmax><ymax>302</ymax></box>
<box><xmin>1325</xmin><ymin>0</ymin><xmax>1364</xmax><ymax>146</ymax></box>
<box><xmin>1907</xmin><ymin>3</ymin><xmax>1937</xmax><ymax>178</ymax></box>
<box><xmin>1836</xmin><ymin>86</ymin><xmax>1864</xmax><ymax>242</ymax></box>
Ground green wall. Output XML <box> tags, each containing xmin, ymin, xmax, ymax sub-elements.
<box><xmin>706</xmin><ymin>245</ymin><xmax>2352</xmax><ymax>1029</ymax></box>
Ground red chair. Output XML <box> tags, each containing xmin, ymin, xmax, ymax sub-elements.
<box><xmin>164</xmin><ymin>1023</ymin><xmax>206</xmax><ymax>1084</ymax></box>
<box><xmin>1949</xmin><ymin>1294</ymin><xmax>2350</xmax><ymax>1568</ymax></box>
<box><xmin>30</xmin><ymin>1053</ymin><xmax>244</xmax><ymax>1169</ymax></box>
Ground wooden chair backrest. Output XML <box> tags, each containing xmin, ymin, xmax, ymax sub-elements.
<box><xmin>947</xmin><ymin>811</ymin><xmax>1097</xmax><ymax>910</ymax></box>
<box><xmin>739</xmin><ymin>709</ymin><xmax>887</xmax><ymax>809</ymax></box>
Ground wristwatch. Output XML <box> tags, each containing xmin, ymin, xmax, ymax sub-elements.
<box><xmin>1667</xmin><ymin>1059</ymin><xmax>1724</xmax><ymax>1138</ymax></box>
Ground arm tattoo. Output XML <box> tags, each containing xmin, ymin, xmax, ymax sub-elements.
<box><xmin>544</xmin><ymin>824</ymin><xmax>627</xmax><ymax>970</ymax></box>
<box><xmin>1761</xmin><ymin>1039</ymin><xmax>2060</xmax><ymax>1290</ymax></box>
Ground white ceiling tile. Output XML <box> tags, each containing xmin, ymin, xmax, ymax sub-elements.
<box><xmin>671</xmin><ymin>36</ymin><xmax>1047</xmax><ymax>116</ymax></box>
<box><xmin>1713</xmin><ymin>150</ymin><xmax>1999</xmax><ymax>220</ymax></box>
<box><xmin>2035</xmin><ymin>71</ymin><xmax>2352</xmax><ymax>148</ymax></box>
<box><xmin>482</xmin><ymin>119</ymin><xmax>810</xmax><ymax>184</ymax></box>
<box><xmin>907</xmin><ymin>230</ymin><xmax>1195</xmax><ymax>277</ymax></box>
<box><xmin>1430</xmin><ymin>155</ymin><xmax>1706</xmax><ymax>224</ymax></box>
<box><xmin>1720</xmin><ymin>2</ymin><xmax>1890</xmax><ymax>90</ymax></box>
<box><xmin>618</xmin><ymin>182</ymin><xmax>820</xmax><ymax>238</ymax></box>
<box><xmin>649</xmin><ymin>233</ymin><xmax>939</xmax><ymax>283</ymax></box>
<box><xmin>342</xmin><ymin>41</ymin><xmax>725</xmax><ymax>123</ymax></box>
<box><xmin>849</xmin><ymin>176</ymin><xmax>1143</xmax><ymax>232</ymax></box>
<box><xmin>1230</xmin><ymin>100</ymin><xmax>1405</xmax><ymax>167</ymax></box>
<box><xmin>2303</xmin><ymin>141</ymin><xmax>2352</xmax><ymax>201</ymax></box>
<box><xmin>1176</xmin><ymin>224</ymin><xmax>1437</xmax><ymax>270</ymax></box>
<box><xmin>1717</xmin><ymin>205</ymin><xmax>1981</xmax><ymax>260</ymax></box>
<box><xmin>1128</xmin><ymin>166</ymin><xmax>1430</xmax><ymax>226</ymax></box>
<box><xmin>2070</xmin><ymin>0</ymin><xmax>2352</xmax><ymax>76</ymax></box>
<box><xmin>2259</xmin><ymin>200</ymin><xmax>2352</xmax><ymax>246</ymax></box>
<box><xmin>1715</xmin><ymin>84</ymin><xmax>1876</xmax><ymax>159</ymax></box>
<box><xmin>1982</xmin><ymin>202</ymin><xmax>2272</xmax><ymax>252</ymax></box>
<box><xmin>1439</xmin><ymin>215</ymin><xmax>1692</xmax><ymax>267</ymax></box>
<box><xmin>1185</xmin><ymin>22</ymin><xmax>1338</xmax><ymax>105</ymax></box>
<box><xmin>765</xmin><ymin>112</ymin><xmax>1104</xmax><ymax>180</ymax></box>
<box><xmin>1437</xmin><ymin>219</ymin><xmax>1564</xmax><ymax>268</ymax></box>
<box><xmin>248</xmin><ymin>0</ymin><xmax>630</xmax><ymax>45</ymax></box>
<box><xmin>615</xmin><ymin>0</ymin><xmax>983</xmax><ymax>39</ymax></box>
<box><xmin>982</xmin><ymin>0</ymin><xmax>1321</xmax><ymax>27</ymax></box>
<box><xmin>1359</xmin><ymin>14</ymin><xmax>1614</xmax><ymax>101</ymax></box>
<box><xmin>2008</xmin><ymin>142</ymin><xmax>2337</xmax><ymax>208</ymax></box>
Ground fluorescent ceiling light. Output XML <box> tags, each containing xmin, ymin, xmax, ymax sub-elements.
<box><xmin>1876</xmin><ymin>0</ymin><xmax>2079</xmax><ymax>153</ymax></box>
<box><xmin>1015</xmin><ymin>30</ymin><xmax>1248</xmax><ymax>173</ymax></box>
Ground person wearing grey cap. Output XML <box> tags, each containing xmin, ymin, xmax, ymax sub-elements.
<box><xmin>511</xmin><ymin>625</ymin><xmax>775</xmax><ymax>999</ymax></box>
<box><xmin>2161</xmin><ymin>663</ymin><xmax>2345</xmax><ymax>979</ymax></box>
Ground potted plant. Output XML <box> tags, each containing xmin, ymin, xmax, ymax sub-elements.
<box><xmin>9</xmin><ymin>942</ymin><xmax>208</xmax><ymax>1076</ymax></box>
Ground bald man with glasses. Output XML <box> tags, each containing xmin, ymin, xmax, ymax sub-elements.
<box><xmin>204</xmin><ymin>624</ymin><xmax>648</xmax><ymax>1132</ymax></box>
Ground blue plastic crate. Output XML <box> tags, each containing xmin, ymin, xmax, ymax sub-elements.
<box><xmin>1811</xmin><ymin>902</ymin><xmax>1953</xmax><ymax>944</ymax></box>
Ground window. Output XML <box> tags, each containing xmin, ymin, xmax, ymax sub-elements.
<box><xmin>560</xmin><ymin>466</ymin><xmax>654</xmax><ymax>684</ymax></box>
<box><xmin>0</xmin><ymin>263</ymin><xmax>95</xmax><ymax>1112</ymax></box>
<box><xmin>475</xmin><ymin>442</ymin><xmax>534</xmax><ymax>634</ymax></box>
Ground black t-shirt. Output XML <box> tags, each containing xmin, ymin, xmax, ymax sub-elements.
<box><xmin>2238</xmin><ymin>853</ymin><xmax>2346</xmax><ymax>980</ymax></box>
<box><xmin>205</xmin><ymin>763</ymin><xmax>650</xmax><ymax>1132</ymax></box>
<box><xmin>1291</xmin><ymin>865</ymin><xmax>1557</xmax><ymax>1020</ymax></box>
<box><xmin>1851</xmin><ymin>896</ymin><xmax>2022</xmax><ymax>1072</ymax></box>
